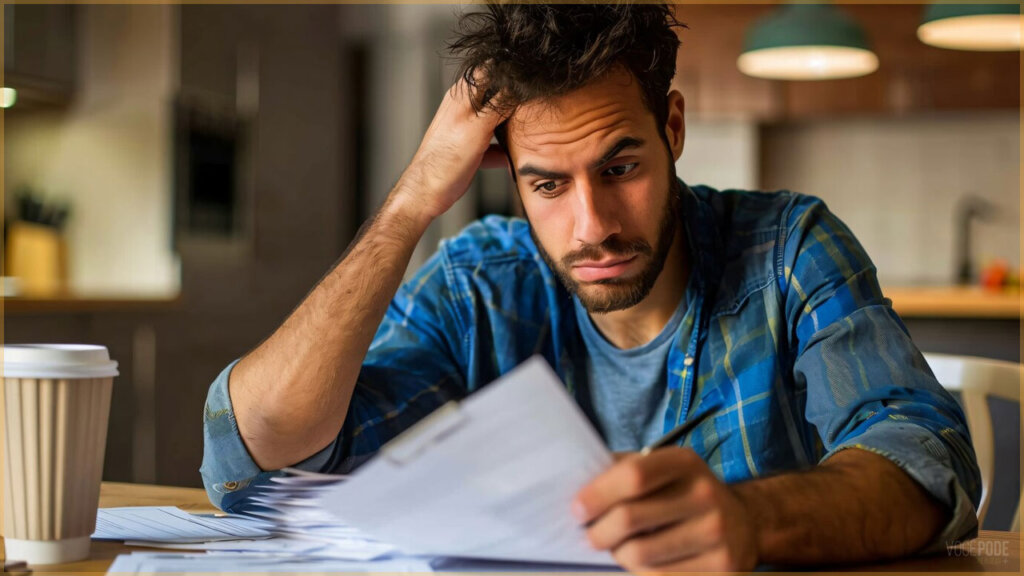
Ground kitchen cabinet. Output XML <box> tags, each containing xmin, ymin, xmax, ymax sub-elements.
<box><xmin>673</xmin><ymin>4</ymin><xmax>1018</xmax><ymax>121</ymax></box>
<box><xmin>3</xmin><ymin>4</ymin><xmax>77</xmax><ymax>107</ymax></box>
<box><xmin>885</xmin><ymin>286</ymin><xmax>1020</xmax><ymax>363</ymax></box>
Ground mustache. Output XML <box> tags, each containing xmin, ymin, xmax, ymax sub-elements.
<box><xmin>562</xmin><ymin>236</ymin><xmax>653</xmax><ymax>267</ymax></box>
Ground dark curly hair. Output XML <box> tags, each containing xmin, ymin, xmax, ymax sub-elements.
<box><xmin>448</xmin><ymin>3</ymin><xmax>685</xmax><ymax>151</ymax></box>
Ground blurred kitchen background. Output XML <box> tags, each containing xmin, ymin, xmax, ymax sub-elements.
<box><xmin>2</xmin><ymin>4</ymin><xmax>1020</xmax><ymax>527</ymax></box>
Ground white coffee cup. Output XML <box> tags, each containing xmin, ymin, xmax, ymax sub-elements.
<box><xmin>2</xmin><ymin>344</ymin><xmax>118</xmax><ymax>565</ymax></box>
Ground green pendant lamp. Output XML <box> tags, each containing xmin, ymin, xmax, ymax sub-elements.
<box><xmin>918</xmin><ymin>4</ymin><xmax>1022</xmax><ymax>51</ymax></box>
<box><xmin>738</xmin><ymin>3</ymin><xmax>879</xmax><ymax>81</ymax></box>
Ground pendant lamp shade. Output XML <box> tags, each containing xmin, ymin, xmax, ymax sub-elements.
<box><xmin>918</xmin><ymin>4</ymin><xmax>1022</xmax><ymax>51</ymax></box>
<box><xmin>738</xmin><ymin>4</ymin><xmax>879</xmax><ymax>81</ymax></box>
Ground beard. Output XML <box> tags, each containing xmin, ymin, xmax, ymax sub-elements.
<box><xmin>529</xmin><ymin>176</ymin><xmax>681</xmax><ymax>314</ymax></box>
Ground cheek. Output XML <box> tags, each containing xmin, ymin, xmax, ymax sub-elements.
<box><xmin>619</xmin><ymin>176</ymin><xmax>665</xmax><ymax>234</ymax></box>
<box><xmin>522</xmin><ymin>195</ymin><xmax>573</xmax><ymax>259</ymax></box>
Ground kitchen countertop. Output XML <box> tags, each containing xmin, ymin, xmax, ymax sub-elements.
<box><xmin>884</xmin><ymin>286</ymin><xmax>1020</xmax><ymax>319</ymax></box>
<box><xmin>1</xmin><ymin>287</ymin><xmax>1018</xmax><ymax>319</ymax></box>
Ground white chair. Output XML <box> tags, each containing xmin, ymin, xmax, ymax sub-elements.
<box><xmin>923</xmin><ymin>352</ymin><xmax>1022</xmax><ymax>531</ymax></box>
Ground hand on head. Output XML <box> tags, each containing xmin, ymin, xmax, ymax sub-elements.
<box><xmin>394</xmin><ymin>76</ymin><xmax>510</xmax><ymax>222</ymax></box>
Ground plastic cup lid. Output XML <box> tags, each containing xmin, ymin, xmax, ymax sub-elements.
<box><xmin>2</xmin><ymin>344</ymin><xmax>119</xmax><ymax>379</ymax></box>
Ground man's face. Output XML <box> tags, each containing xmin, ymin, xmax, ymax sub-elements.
<box><xmin>506</xmin><ymin>69</ymin><xmax>685</xmax><ymax>314</ymax></box>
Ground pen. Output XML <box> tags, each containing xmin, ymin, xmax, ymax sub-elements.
<box><xmin>640</xmin><ymin>416</ymin><xmax>703</xmax><ymax>456</ymax></box>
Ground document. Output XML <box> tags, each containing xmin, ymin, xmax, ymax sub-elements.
<box><xmin>95</xmin><ymin>505</ymin><xmax>393</xmax><ymax>561</ymax></box>
<box><xmin>93</xmin><ymin>506</ymin><xmax>272</xmax><ymax>543</ymax></box>
<box><xmin>123</xmin><ymin>536</ymin><xmax>394</xmax><ymax>561</ymax></box>
<box><xmin>106</xmin><ymin>551</ymin><xmax>435</xmax><ymax>574</ymax></box>
<box><xmin>313</xmin><ymin>356</ymin><xmax>616</xmax><ymax>566</ymax></box>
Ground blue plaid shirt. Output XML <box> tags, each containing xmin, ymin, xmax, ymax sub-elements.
<box><xmin>202</xmin><ymin>183</ymin><xmax>981</xmax><ymax>551</ymax></box>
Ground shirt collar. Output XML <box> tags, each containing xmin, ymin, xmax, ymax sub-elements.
<box><xmin>677</xmin><ymin>179</ymin><xmax>722</xmax><ymax>291</ymax></box>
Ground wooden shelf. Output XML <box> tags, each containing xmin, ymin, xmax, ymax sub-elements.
<box><xmin>885</xmin><ymin>286</ymin><xmax>1021</xmax><ymax>319</ymax></box>
<box><xmin>2</xmin><ymin>294</ymin><xmax>182</xmax><ymax>315</ymax></box>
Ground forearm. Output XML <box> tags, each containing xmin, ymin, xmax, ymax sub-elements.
<box><xmin>230</xmin><ymin>183</ymin><xmax>433</xmax><ymax>471</ymax></box>
<box><xmin>733</xmin><ymin>448</ymin><xmax>948</xmax><ymax>566</ymax></box>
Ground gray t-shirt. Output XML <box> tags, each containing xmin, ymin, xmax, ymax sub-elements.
<box><xmin>574</xmin><ymin>295</ymin><xmax>687</xmax><ymax>452</ymax></box>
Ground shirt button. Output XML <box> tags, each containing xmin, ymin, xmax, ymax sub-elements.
<box><xmin>683</xmin><ymin>356</ymin><xmax>694</xmax><ymax>366</ymax></box>
<box><xmin>222</xmin><ymin>481</ymin><xmax>239</xmax><ymax>491</ymax></box>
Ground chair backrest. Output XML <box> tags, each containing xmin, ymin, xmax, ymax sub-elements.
<box><xmin>923</xmin><ymin>353</ymin><xmax>1022</xmax><ymax>531</ymax></box>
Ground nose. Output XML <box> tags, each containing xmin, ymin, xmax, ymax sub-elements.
<box><xmin>572</xmin><ymin>178</ymin><xmax>622</xmax><ymax>247</ymax></box>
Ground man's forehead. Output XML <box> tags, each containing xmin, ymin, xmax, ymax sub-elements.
<box><xmin>505</xmin><ymin>72</ymin><xmax>650</xmax><ymax>153</ymax></box>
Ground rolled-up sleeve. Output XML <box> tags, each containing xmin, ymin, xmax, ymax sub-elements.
<box><xmin>200</xmin><ymin>360</ymin><xmax>334</xmax><ymax>511</ymax></box>
<box><xmin>782</xmin><ymin>195</ymin><xmax>982</xmax><ymax>552</ymax></box>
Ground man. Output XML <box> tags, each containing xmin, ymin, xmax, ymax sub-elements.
<box><xmin>202</xmin><ymin>4</ymin><xmax>981</xmax><ymax>572</ymax></box>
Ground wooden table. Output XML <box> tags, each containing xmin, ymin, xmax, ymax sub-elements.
<box><xmin>6</xmin><ymin>482</ymin><xmax>1021</xmax><ymax>573</ymax></box>
<box><xmin>3</xmin><ymin>483</ymin><xmax>216</xmax><ymax>574</ymax></box>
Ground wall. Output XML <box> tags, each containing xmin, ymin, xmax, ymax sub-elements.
<box><xmin>4</xmin><ymin>5</ymin><xmax>180</xmax><ymax>296</ymax></box>
<box><xmin>676</xmin><ymin>118</ymin><xmax>759</xmax><ymax>191</ymax></box>
<box><xmin>761</xmin><ymin>112</ymin><xmax>1020</xmax><ymax>286</ymax></box>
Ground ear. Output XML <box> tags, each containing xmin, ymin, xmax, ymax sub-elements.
<box><xmin>664</xmin><ymin>90</ymin><xmax>686</xmax><ymax>162</ymax></box>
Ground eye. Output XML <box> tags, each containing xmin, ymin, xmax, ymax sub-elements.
<box><xmin>604</xmin><ymin>163</ymin><xmax>638</xmax><ymax>177</ymax></box>
<box><xmin>532</xmin><ymin>181</ymin><xmax>562</xmax><ymax>196</ymax></box>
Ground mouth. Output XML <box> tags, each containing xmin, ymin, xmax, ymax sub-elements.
<box><xmin>571</xmin><ymin>255</ymin><xmax>639</xmax><ymax>282</ymax></box>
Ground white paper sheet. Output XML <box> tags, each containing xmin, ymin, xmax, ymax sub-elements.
<box><xmin>315</xmin><ymin>356</ymin><xmax>616</xmax><ymax>566</ymax></box>
<box><xmin>123</xmin><ymin>536</ymin><xmax>394</xmax><ymax>560</ymax></box>
<box><xmin>106</xmin><ymin>551</ymin><xmax>435</xmax><ymax>574</ymax></box>
<box><xmin>93</xmin><ymin>506</ymin><xmax>272</xmax><ymax>543</ymax></box>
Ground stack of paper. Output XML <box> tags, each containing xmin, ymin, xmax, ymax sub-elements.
<box><xmin>95</xmin><ymin>505</ymin><xmax>394</xmax><ymax>562</ymax></box>
<box><xmin>102</xmin><ymin>357</ymin><xmax>622</xmax><ymax>574</ymax></box>
<box><xmin>94</xmin><ymin>506</ymin><xmax>272</xmax><ymax>543</ymax></box>
<box><xmin>248</xmin><ymin>357</ymin><xmax>617</xmax><ymax>567</ymax></box>
<box><xmin>107</xmin><ymin>551</ymin><xmax>435</xmax><ymax>573</ymax></box>
<box><xmin>234</xmin><ymin>473</ymin><xmax>398</xmax><ymax>560</ymax></box>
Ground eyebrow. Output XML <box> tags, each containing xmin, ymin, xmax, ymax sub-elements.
<box><xmin>516</xmin><ymin>136</ymin><xmax>646</xmax><ymax>180</ymax></box>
